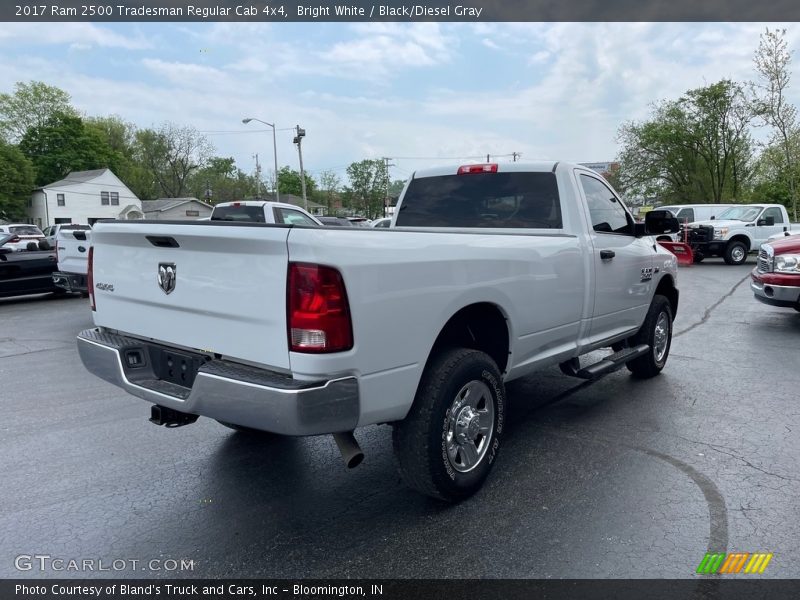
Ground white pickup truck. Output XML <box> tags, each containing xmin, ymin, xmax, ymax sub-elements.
<box><xmin>77</xmin><ymin>162</ymin><xmax>680</xmax><ymax>501</ymax></box>
<box><xmin>211</xmin><ymin>200</ymin><xmax>322</xmax><ymax>226</ymax></box>
<box><xmin>52</xmin><ymin>226</ymin><xmax>92</xmax><ymax>293</ymax></box>
<box><xmin>684</xmin><ymin>204</ymin><xmax>794</xmax><ymax>264</ymax></box>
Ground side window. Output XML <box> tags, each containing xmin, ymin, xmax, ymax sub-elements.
<box><xmin>278</xmin><ymin>208</ymin><xmax>318</xmax><ymax>226</ymax></box>
<box><xmin>763</xmin><ymin>207</ymin><xmax>784</xmax><ymax>224</ymax></box>
<box><xmin>677</xmin><ymin>208</ymin><xmax>694</xmax><ymax>222</ymax></box>
<box><xmin>580</xmin><ymin>174</ymin><xmax>632</xmax><ymax>235</ymax></box>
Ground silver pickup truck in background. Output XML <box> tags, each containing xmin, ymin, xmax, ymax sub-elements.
<box><xmin>77</xmin><ymin>161</ymin><xmax>680</xmax><ymax>501</ymax></box>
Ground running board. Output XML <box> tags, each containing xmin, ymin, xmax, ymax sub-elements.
<box><xmin>559</xmin><ymin>344</ymin><xmax>650</xmax><ymax>380</ymax></box>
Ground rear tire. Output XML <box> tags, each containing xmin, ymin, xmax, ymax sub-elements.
<box><xmin>724</xmin><ymin>241</ymin><xmax>748</xmax><ymax>265</ymax></box>
<box><xmin>393</xmin><ymin>348</ymin><xmax>505</xmax><ymax>502</ymax></box>
<box><xmin>626</xmin><ymin>295</ymin><xmax>673</xmax><ymax>379</ymax></box>
<box><xmin>693</xmin><ymin>253</ymin><xmax>704</xmax><ymax>264</ymax></box>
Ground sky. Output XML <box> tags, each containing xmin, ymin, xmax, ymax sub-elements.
<box><xmin>1</xmin><ymin>22</ymin><xmax>799</xmax><ymax>184</ymax></box>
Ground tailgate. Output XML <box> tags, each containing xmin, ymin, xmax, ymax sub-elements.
<box><xmin>57</xmin><ymin>230</ymin><xmax>91</xmax><ymax>274</ymax></box>
<box><xmin>91</xmin><ymin>221</ymin><xmax>292</xmax><ymax>370</ymax></box>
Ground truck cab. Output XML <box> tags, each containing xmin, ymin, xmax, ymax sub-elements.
<box><xmin>211</xmin><ymin>201</ymin><xmax>322</xmax><ymax>226</ymax></box>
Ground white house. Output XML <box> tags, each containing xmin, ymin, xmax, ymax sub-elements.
<box><xmin>141</xmin><ymin>198</ymin><xmax>213</xmax><ymax>220</ymax></box>
<box><xmin>28</xmin><ymin>168</ymin><xmax>143</xmax><ymax>228</ymax></box>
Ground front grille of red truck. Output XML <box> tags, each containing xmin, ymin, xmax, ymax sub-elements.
<box><xmin>758</xmin><ymin>247</ymin><xmax>772</xmax><ymax>273</ymax></box>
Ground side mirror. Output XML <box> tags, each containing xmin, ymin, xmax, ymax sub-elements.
<box><xmin>643</xmin><ymin>209</ymin><xmax>680</xmax><ymax>235</ymax></box>
<box><xmin>757</xmin><ymin>216</ymin><xmax>775</xmax><ymax>226</ymax></box>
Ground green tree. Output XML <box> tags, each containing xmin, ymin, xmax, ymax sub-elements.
<box><xmin>85</xmin><ymin>115</ymin><xmax>158</xmax><ymax>200</ymax></box>
<box><xmin>617</xmin><ymin>80</ymin><xmax>754</xmax><ymax>204</ymax></box>
<box><xmin>0</xmin><ymin>141</ymin><xmax>35</xmax><ymax>221</ymax></box>
<box><xmin>136</xmin><ymin>123</ymin><xmax>213</xmax><ymax>198</ymax></box>
<box><xmin>343</xmin><ymin>159</ymin><xmax>388</xmax><ymax>219</ymax></box>
<box><xmin>277</xmin><ymin>165</ymin><xmax>316</xmax><ymax>198</ymax></box>
<box><xmin>315</xmin><ymin>169</ymin><xmax>341</xmax><ymax>213</ymax></box>
<box><xmin>752</xmin><ymin>27</ymin><xmax>800</xmax><ymax>220</ymax></box>
<box><xmin>187</xmin><ymin>156</ymin><xmax>257</xmax><ymax>204</ymax></box>
<box><xmin>19</xmin><ymin>113</ymin><xmax>120</xmax><ymax>186</ymax></box>
<box><xmin>0</xmin><ymin>81</ymin><xmax>78</xmax><ymax>143</ymax></box>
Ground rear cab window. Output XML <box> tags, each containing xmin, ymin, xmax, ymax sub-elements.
<box><xmin>395</xmin><ymin>171</ymin><xmax>562</xmax><ymax>229</ymax></box>
<box><xmin>211</xmin><ymin>206</ymin><xmax>266</xmax><ymax>223</ymax></box>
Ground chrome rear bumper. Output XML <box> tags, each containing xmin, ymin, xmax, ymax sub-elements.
<box><xmin>77</xmin><ymin>328</ymin><xmax>359</xmax><ymax>436</ymax></box>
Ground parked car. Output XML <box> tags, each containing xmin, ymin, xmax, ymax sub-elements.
<box><xmin>0</xmin><ymin>224</ymin><xmax>46</xmax><ymax>252</ymax></box>
<box><xmin>43</xmin><ymin>223</ymin><xmax>90</xmax><ymax>248</ymax></box>
<box><xmin>0</xmin><ymin>233</ymin><xmax>60</xmax><ymax>298</ymax></box>
<box><xmin>211</xmin><ymin>201</ymin><xmax>321</xmax><ymax>226</ymax></box>
<box><xmin>371</xmin><ymin>217</ymin><xmax>392</xmax><ymax>228</ymax></box>
<box><xmin>751</xmin><ymin>235</ymin><xmax>800</xmax><ymax>311</ymax></box>
<box><xmin>77</xmin><ymin>161</ymin><xmax>680</xmax><ymax>501</ymax></box>
<box><xmin>346</xmin><ymin>217</ymin><xmax>372</xmax><ymax>227</ymax></box>
<box><xmin>318</xmin><ymin>216</ymin><xmax>354</xmax><ymax>227</ymax></box>
<box><xmin>52</xmin><ymin>227</ymin><xmax>92</xmax><ymax>294</ymax></box>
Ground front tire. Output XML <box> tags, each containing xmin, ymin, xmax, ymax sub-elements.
<box><xmin>393</xmin><ymin>348</ymin><xmax>505</xmax><ymax>502</ymax></box>
<box><xmin>626</xmin><ymin>294</ymin><xmax>673</xmax><ymax>379</ymax></box>
<box><xmin>724</xmin><ymin>241</ymin><xmax>748</xmax><ymax>265</ymax></box>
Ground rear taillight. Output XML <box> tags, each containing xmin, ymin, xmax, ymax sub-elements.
<box><xmin>457</xmin><ymin>163</ymin><xmax>498</xmax><ymax>174</ymax></box>
<box><xmin>87</xmin><ymin>246</ymin><xmax>95</xmax><ymax>311</ymax></box>
<box><xmin>287</xmin><ymin>262</ymin><xmax>353</xmax><ymax>353</ymax></box>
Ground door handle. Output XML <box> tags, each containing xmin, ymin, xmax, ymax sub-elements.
<box><xmin>600</xmin><ymin>250</ymin><xmax>615</xmax><ymax>260</ymax></box>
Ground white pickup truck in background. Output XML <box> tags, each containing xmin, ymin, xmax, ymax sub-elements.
<box><xmin>77</xmin><ymin>161</ymin><xmax>680</xmax><ymax>501</ymax></box>
<box><xmin>684</xmin><ymin>204</ymin><xmax>794</xmax><ymax>264</ymax></box>
<box><xmin>210</xmin><ymin>200</ymin><xmax>322</xmax><ymax>226</ymax></box>
<box><xmin>52</xmin><ymin>225</ymin><xmax>92</xmax><ymax>294</ymax></box>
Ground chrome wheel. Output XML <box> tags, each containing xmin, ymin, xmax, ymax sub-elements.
<box><xmin>654</xmin><ymin>311</ymin><xmax>670</xmax><ymax>364</ymax></box>
<box><xmin>731</xmin><ymin>245</ymin><xmax>746</xmax><ymax>263</ymax></box>
<box><xmin>445</xmin><ymin>380</ymin><xmax>494</xmax><ymax>473</ymax></box>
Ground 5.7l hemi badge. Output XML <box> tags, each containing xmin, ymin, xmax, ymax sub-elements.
<box><xmin>158</xmin><ymin>263</ymin><xmax>177</xmax><ymax>295</ymax></box>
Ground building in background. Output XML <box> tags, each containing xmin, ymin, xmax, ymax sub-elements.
<box><xmin>579</xmin><ymin>162</ymin><xmax>620</xmax><ymax>181</ymax></box>
<box><xmin>141</xmin><ymin>198</ymin><xmax>213</xmax><ymax>220</ymax></box>
<box><xmin>29</xmin><ymin>169</ymin><xmax>143</xmax><ymax>227</ymax></box>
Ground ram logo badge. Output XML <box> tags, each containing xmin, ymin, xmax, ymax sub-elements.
<box><xmin>158</xmin><ymin>263</ymin><xmax>177</xmax><ymax>295</ymax></box>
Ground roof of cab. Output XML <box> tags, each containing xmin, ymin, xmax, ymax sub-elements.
<box><xmin>411</xmin><ymin>161</ymin><xmax>584</xmax><ymax>179</ymax></box>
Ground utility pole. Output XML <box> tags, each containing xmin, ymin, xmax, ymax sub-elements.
<box><xmin>293</xmin><ymin>125</ymin><xmax>307</xmax><ymax>210</ymax></box>
<box><xmin>382</xmin><ymin>157</ymin><xmax>395</xmax><ymax>218</ymax></box>
<box><xmin>486</xmin><ymin>154</ymin><xmax>490</xmax><ymax>163</ymax></box>
<box><xmin>512</xmin><ymin>152</ymin><xmax>521</xmax><ymax>162</ymax></box>
<box><xmin>253</xmin><ymin>153</ymin><xmax>261</xmax><ymax>198</ymax></box>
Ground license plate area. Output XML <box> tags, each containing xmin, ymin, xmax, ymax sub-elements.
<box><xmin>149</xmin><ymin>347</ymin><xmax>205</xmax><ymax>388</ymax></box>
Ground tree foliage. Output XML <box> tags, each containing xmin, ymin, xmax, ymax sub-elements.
<box><xmin>0</xmin><ymin>141</ymin><xmax>35</xmax><ymax>221</ymax></box>
<box><xmin>0</xmin><ymin>81</ymin><xmax>78</xmax><ymax>143</ymax></box>
<box><xmin>136</xmin><ymin>123</ymin><xmax>213</xmax><ymax>198</ymax></box>
<box><xmin>752</xmin><ymin>27</ymin><xmax>800</xmax><ymax>220</ymax></box>
<box><xmin>277</xmin><ymin>165</ymin><xmax>316</xmax><ymax>198</ymax></box>
<box><xmin>19</xmin><ymin>113</ymin><xmax>120</xmax><ymax>186</ymax></box>
<box><xmin>617</xmin><ymin>80</ymin><xmax>754</xmax><ymax>204</ymax></box>
<box><xmin>187</xmin><ymin>156</ymin><xmax>258</xmax><ymax>204</ymax></box>
<box><xmin>343</xmin><ymin>159</ymin><xmax>388</xmax><ymax>219</ymax></box>
<box><xmin>315</xmin><ymin>169</ymin><xmax>341</xmax><ymax>212</ymax></box>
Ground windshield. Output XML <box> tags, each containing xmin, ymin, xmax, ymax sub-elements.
<box><xmin>9</xmin><ymin>226</ymin><xmax>43</xmax><ymax>236</ymax></box>
<box><xmin>717</xmin><ymin>206</ymin><xmax>762</xmax><ymax>221</ymax></box>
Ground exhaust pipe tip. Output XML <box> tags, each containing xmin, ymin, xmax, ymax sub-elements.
<box><xmin>333</xmin><ymin>431</ymin><xmax>364</xmax><ymax>469</ymax></box>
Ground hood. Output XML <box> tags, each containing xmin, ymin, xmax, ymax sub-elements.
<box><xmin>690</xmin><ymin>219</ymin><xmax>741</xmax><ymax>228</ymax></box>
<box><xmin>768</xmin><ymin>234</ymin><xmax>800</xmax><ymax>254</ymax></box>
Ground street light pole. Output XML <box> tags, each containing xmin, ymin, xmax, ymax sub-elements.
<box><xmin>242</xmin><ymin>117</ymin><xmax>280</xmax><ymax>202</ymax></box>
<box><xmin>293</xmin><ymin>125</ymin><xmax>307</xmax><ymax>211</ymax></box>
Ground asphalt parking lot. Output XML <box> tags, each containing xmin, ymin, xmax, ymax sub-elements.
<box><xmin>1</xmin><ymin>256</ymin><xmax>798</xmax><ymax>579</ymax></box>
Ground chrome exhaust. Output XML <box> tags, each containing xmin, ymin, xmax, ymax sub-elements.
<box><xmin>332</xmin><ymin>431</ymin><xmax>364</xmax><ymax>468</ymax></box>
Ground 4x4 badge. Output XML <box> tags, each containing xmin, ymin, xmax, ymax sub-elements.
<box><xmin>158</xmin><ymin>263</ymin><xmax>177</xmax><ymax>294</ymax></box>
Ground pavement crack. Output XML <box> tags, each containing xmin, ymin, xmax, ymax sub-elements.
<box><xmin>674</xmin><ymin>272</ymin><xmax>751</xmax><ymax>337</ymax></box>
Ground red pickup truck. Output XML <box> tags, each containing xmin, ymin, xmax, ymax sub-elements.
<box><xmin>751</xmin><ymin>235</ymin><xmax>800</xmax><ymax>311</ymax></box>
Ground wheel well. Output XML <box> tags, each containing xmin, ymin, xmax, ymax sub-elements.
<box><xmin>728</xmin><ymin>235</ymin><xmax>751</xmax><ymax>251</ymax></box>
<box><xmin>427</xmin><ymin>303</ymin><xmax>510</xmax><ymax>374</ymax></box>
<box><xmin>655</xmin><ymin>275</ymin><xmax>678</xmax><ymax>316</ymax></box>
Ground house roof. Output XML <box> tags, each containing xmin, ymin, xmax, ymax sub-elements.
<box><xmin>273</xmin><ymin>193</ymin><xmax>325</xmax><ymax>210</ymax></box>
<box><xmin>141</xmin><ymin>198</ymin><xmax>213</xmax><ymax>212</ymax></box>
<box><xmin>36</xmin><ymin>168</ymin><xmax>111</xmax><ymax>190</ymax></box>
